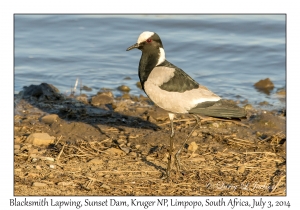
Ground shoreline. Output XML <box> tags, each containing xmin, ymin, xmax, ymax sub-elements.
<box><xmin>14</xmin><ymin>83</ymin><xmax>286</xmax><ymax>195</ymax></box>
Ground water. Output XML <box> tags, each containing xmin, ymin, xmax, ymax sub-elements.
<box><xmin>14</xmin><ymin>14</ymin><xmax>286</xmax><ymax>109</ymax></box>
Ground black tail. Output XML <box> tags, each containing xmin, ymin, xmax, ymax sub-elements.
<box><xmin>188</xmin><ymin>99</ymin><xmax>246</xmax><ymax>119</ymax></box>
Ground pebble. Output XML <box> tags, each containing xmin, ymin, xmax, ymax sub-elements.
<box><xmin>244</xmin><ymin>104</ymin><xmax>253</xmax><ymax>110</ymax></box>
<box><xmin>128</xmin><ymin>152</ymin><xmax>137</xmax><ymax>157</ymax></box>
<box><xmin>105</xmin><ymin>148</ymin><xmax>126</xmax><ymax>156</ymax></box>
<box><xmin>212</xmin><ymin>123</ymin><xmax>219</xmax><ymax>128</ymax></box>
<box><xmin>35</xmin><ymin>165</ymin><xmax>42</xmax><ymax>170</ymax></box>
<box><xmin>91</xmin><ymin>94</ymin><xmax>113</xmax><ymax>106</ymax></box>
<box><xmin>120</xmin><ymin>146</ymin><xmax>130</xmax><ymax>154</ymax></box>
<box><xmin>136</xmin><ymin>82</ymin><xmax>142</xmax><ymax>89</ymax></box>
<box><xmin>254</xmin><ymin>78</ymin><xmax>274</xmax><ymax>94</ymax></box>
<box><xmin>100</xmin><ymin>184</ymin><xmax>111</xmax><ymax>190</ymax></box>
<box><xmin>82</xmin><ymin>85</ymin><xmax>92</xmax><ymax>91</ymax></box>
<box><xmin>88</xmin><ymin>158</ymin><xmax>104</xmax><ymax>165</ymax></box>
<box><xmin>118</xmin><ymin>85</ymin><xmax>130</xmax><ymax>92</ymax></box>
<box><xmin>237</xmin><ymin>165</ymin><xmax>246</xmax><ymax>174</ymax></box>
<box><xmin>188</xmin><ymin>142</ymin><xmax>198</xmax><ymax>153</ymax></box>
<box><xmin>32</xmin><ymin>182</ymin><xmax>48</xmax><ymax>187</ymax></box>
<box><xmin>26</xmin><ymin>133</ymin><xmax>55</xmax><ymax>146</ymax></box>
<box><xmin>41</xmin><ymin>114</ymin><xmax>59</xmax><ymax>125</ymax></box>
<box><xmin>49</xmin><ymin>164</ymin><xmax>56</xmax><ymax>169</ymax></box>
<box><xmin>76</xmin><ymin>95</ymin><xmax>89</xmax><ymax>103</ymax></box>
<box><xmin>57</xmin><ymin>181</ymin><xmax>74</xmax><ymax>186</ymax></box>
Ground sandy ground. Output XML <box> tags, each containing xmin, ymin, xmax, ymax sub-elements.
<box><xmin>14</xmin><ymin>83</ymin><xmax>286</xmax><ymax>196</ymax></box>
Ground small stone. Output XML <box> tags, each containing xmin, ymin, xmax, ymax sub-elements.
<box><xmin>120</xmin><ymin>146</ymin><xmax>130</xmax><ymax>154</ymax></box>
<box><xmin>57</xmin><ymin>181</ymin><xmax>74</xmax><ymax>186</ymax></box>
<box><xmin>259</xmin><ymin>101</ymin><xmax>269</xmax><ymax>106</ymax></box>
<box><xmin>244</xmin><ymin>104</ymin><xmax>253</xmax><ymax>110</ymax></box>
<box><xmin>32</xmin><ymin>182</ymin><xmax>48</xmax><ymax>187</ymax></box>
<box><xmin>88</xmin><ymin>158</ymin><xmax>104</xmax><ymax>165</ymax></box>
<box><xmin>147</xmin><ymin>116</ymin><xmax>156</xmax><ymax>123</ymax></box>
<box><xmin>41</xmin><ymin>114</ymin><xmax>59</xmax><ymax>125</ymax></box>
<box><xmin>129</xmin><ymin>152</ymin><xmax>137</xmax><ymax>157</ymax></box>
<box><xmin>136</xmin><ymin>82</ymin><xmax>142</xmax><ymax>89</ymax></box>
<box><xmin>192</xmin><ymin>131</ymin><xmax>198</xmax><ymax>137</ymax></box>
<box><xmin>254</xmin><ymin>78</ymin><xmax>274</xmax><ymax>94</ymax></box>
<box><xmin>91</xmin><ymin>94</ymin><xmax>113</xmax><ymax>106</ymax></box>
<box><xmin>135</xmin><ymin>145</ymin><xmax>141</xmax><ymax>149</ymax></box>
<box><xmin>90</xmin><ymin>166</ymin><xmax>98</xmax><ymax>171</ymax></box>
<box><xmin>35</xmin><ymin>165</ymin><xmax>42</xmax><ymax>170</ymax></box>
<box><xmin>26</xmin><ymin>133</ymin><xmax>55</xmax><ymax>146</ymax></box>
<box><xmin>212</xmin><ymin>123</ymin><xmax>219</xmax><ymax>128</ymax></box>
<box><xmin>188</xmin><ymin>142</ymin><xmax>198</xmax><ymax>153</ymax></box>
<box><xmin>104</xmin><ymin>174</ymin><xmax>110</xmax><ymax>178</ymax></box>
<box><xmin>118</xmin><ymin>85</ymin><xmax>130</xmax><ymax>92</ymax></box>
<box><xmin>123</xmin><ymin>76</ymin><xmax>131</xmax><ymax>80</ymax></box>
<box><xmin>49</xmin><ymin>164</ymin><xmax>56</xmax><ymax>169</ymax></box>
<box><xmin>237</xmin><ymin>165</ymin><xmax>246</xmax><ymax>174</ymax></box>
<box><xmin>105</xmin><ymin>148</ymin><xmax>126</xmax><ymax>156</ymax></box>
<box><xmin>121</xmin><ymin>93</ymin><xmax>131</xmax><ymax>99</ymax></box>
<box><xmin>76</xmin><ymin>94</ymin><xmax>88</xmax><ymax>103</ymax></box>
<box><xmin>100</xmin><ymin>184</ymin><xmax>110</xmax><ymax>190</ymax></box>
<box><xmin>82</xmin><ymin>85</ymin><xmax>92</xmax><ymax>91</ymax></box>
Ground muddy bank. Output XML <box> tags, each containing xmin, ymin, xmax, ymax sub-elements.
<box><xmin>14</xmin><ymin>83</ymin><xmax>286</xmax><ymax>196</ymax></box>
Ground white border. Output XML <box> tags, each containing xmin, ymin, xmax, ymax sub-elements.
<box><xmin>2</xmin><ymin>0</ymin><xmax>298</xmax><ymax>209</ymax></box>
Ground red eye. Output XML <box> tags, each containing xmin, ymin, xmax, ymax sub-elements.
<box><xmin>146</xmin><ymin>38</ymin><xmax>152</xmax><ymax>43</ymax></box>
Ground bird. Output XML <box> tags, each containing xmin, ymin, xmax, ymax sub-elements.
<box><xmin>126</xmin><ymin>31</ymin><xmax>246</xmax><ymax>181</ymax></box>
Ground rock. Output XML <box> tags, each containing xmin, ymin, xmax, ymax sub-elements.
<box><xmin>259</xmin><ymin>101</ymin><xmax>269</xmax><ymax>106</ymax></box>
<box><xmin>276</xmin><ymin>88</ymin><xmax>286</xmax><ymax>96</ymax></box>
<box><xmin>32</xmin><ymin>182</ymin><xmax>48</xmax><ymax>187</ymax></box>
<box><xmin>212</xmin><ymin>123</ymin><xmax>219</xmax><ymax>128</ymax></box>
<box><xmin>118</xmin><ymin>85</ymin><xmax>130</xmax><ymax>92</ymax></box>
<box><xmin>49</xmin><ymin>164</ymin><xmax>56</xmax><ymax>169</ymax></box>
<box><xmin>82</xmin><ymin>85</ymin><xmax>92</xmax><ymax>91</ymax></box>
<box><xmin>119</xmin><ymin>146</ymin><xmax>130</xmax><ymax>154</ymax></box>
<box><xmin>26</xmin><ymin>133</ymin><xmax>55</xmax><ymax>146</ymax></box>
<box><xmin>88</xmin><ymin>158</ymin><xmax>104</xmax><ymax>165</ymax></box>
<box><xmin>35</xmin><ymin>165</ymin><xmax>42</xmax><ymax>170</ymax></box>
<box><xmin>254</xmin><ymin>78</ymin><xmax>274</xmax><ymax>94</ymax></box>
<box><xmin>123</xmin><ymin>76</ymin><xmax>131</xmax><ymax>80</ymax></box>
<box><xmin>105</xmin><ymin>148</ymin><xmax>126</xmax><ymax>156</ymax></box>
<box><xmin>97</xmin><ymin>91</ymin><xmax>114</xmax><ymax>98</ymax></box>
<box><xmin>41</xmin><ymin>114</ymin><xmax>59</xmax><ymax>125</ymax></box>
<box><xmin>147</xmin><ymin>116</ymin><xmax>156</xmax><ymax>123</ymax></box>
<box><xmin>76</xmin><ymin>94</ymin><xmax>88</xmax><ymax>103</ymax></box>
<box><xmin>100</xmin><ymin>184</ymin><xmax>111</xmax><ymax>190</ymax></box>
<box><xmin>121</xmin><ymin>93</ymin><xmax>131</xmax><ymax>99</ymax></box>
<box><xmin>188</xmin><ymin>142</ymin><xmax>198</xmax><ymax>153</ymax></box>
<box><xmin>23</xmin><ymin>83</ymin><xmax>60</xmax><ymax>100</ymax></box>
<box><xmin>244</xmin><ymin>104</ymin><xmax>253</xmax><ymax>110</ymax></box>
<box><xmin>57</xmin><ymin>181</ymin><xmax>74</xmax><ymax>186</ymax></box>
<box><xmin>192</xmin><ymin>131</ymin><xmax>198</xmax><ymax>137</ymax></box>
<box><xmin>129</xmin><ymin>152</ymin><xmax>137</xmax><ymax>157</ymax></box>
<box><xmin>91</xmin><ymin>94</ymin><xmax>113</xmax><ymax>106</ymax></box>
<box><xmin>136</xmin><ymin>82</ymin><xmax>142</xmax><ymax>89</ymax></box>
<box><xmin>237</xmin><ymin>165</ymin><xmax>246</xmax><ymax>174</ymax></box>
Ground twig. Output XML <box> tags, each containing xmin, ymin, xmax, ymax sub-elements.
<box><xmin>271</xmin><ymin>175</ymin><xmax>286</xmax><ymax>193</ymax></box>
<box><xmin>56</xmin><ymin>143</ymin><xmax>65</xmax><ymax>161</ymax></box>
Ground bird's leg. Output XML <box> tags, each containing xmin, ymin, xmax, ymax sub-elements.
<box><xmin>167</xmin><ymin>113</ymin><xmax>175</xmax><ymax>182</ymax></box>
<box><xmin>175</xmin><ymin>115</ymin><xmax>201</xmax><ymax>173</ymax></box>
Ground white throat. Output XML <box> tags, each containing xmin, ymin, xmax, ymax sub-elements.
<box><xmin>156</xmin><ymin>47</ymin><xmax>166</xmax><ymax>66</ymax></box>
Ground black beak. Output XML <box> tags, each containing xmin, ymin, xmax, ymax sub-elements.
<box><xmin>126</xmin><ymin>43</ymin><xmax>139</xmax><ymax>51</ymax></box>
